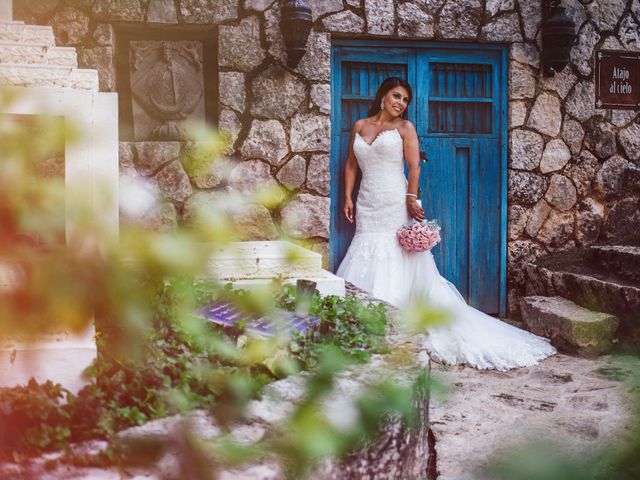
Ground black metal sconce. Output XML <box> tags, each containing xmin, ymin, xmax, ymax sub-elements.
<box><xmin>280</xmin><ymin>0</ymin><xmax>313</xmax><ymax>68</ymax></box>
<box><xmin>541</xmin><ymin>0</ymin><xmax>577</xmax><ymax>77</ymax></box>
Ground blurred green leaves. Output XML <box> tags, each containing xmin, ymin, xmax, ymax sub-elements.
<box><xmin>0</xmin><ymin>88</ymin><xmax>435</xmax><ymax>478</ymax></box>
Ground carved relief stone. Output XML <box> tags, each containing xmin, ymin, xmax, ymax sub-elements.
<box><xmin>129</xmin><ymin>40</ymin><xmax>205</xmax><ymax>141</ymax></box>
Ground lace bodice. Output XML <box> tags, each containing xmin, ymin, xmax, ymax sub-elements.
<box><xmin>352</xmin><ymin>128</ymin><xmax>409</xmax><ymax>235</ymax></box>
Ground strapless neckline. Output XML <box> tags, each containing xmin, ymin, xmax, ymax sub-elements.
<box><xmin>355</xmin><ymin>128</ymin><xmax>400</xmax><ymax>147</ymax></box>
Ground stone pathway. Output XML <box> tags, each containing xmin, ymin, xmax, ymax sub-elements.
<box><xmin>429</xmin><ymin>353</ymin><xmax>639</xmax><ymax>480</ymax></box>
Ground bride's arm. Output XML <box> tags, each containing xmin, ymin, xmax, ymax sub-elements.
<box><xmin>402</xmin><ymin>122</ymin><xmax>425</xmax><ymax>221</ymax></box>
<box><xmin>343</xmin><ymin>121</ymin><xmax>362</xmax><ymax>224</ymax></box>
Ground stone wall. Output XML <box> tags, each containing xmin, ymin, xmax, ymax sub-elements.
<box><xmin>17</xmin><ymin>0</ymin><xmax>640</xmax><ymax>314</ymax></box>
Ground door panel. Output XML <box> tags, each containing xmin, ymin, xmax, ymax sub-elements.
<box><xmin>330</xmin><ymin>48</ymin><xmax>414</xmax><ymax>271</ymax></box>
<box><xmin>331</xmin><ymin>43</ymin><xmax>505</xmax><ymax>314</ymax></box>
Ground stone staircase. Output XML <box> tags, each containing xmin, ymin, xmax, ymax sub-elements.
<box><xmin>0</xmin><ymin>20</ymin><xmax>98</xmax><ymax>91</ymax></box>
<box><xmin>521</xmin><ymin>244</ymin><xmax>640</xmax><ymax>356</ymax></box>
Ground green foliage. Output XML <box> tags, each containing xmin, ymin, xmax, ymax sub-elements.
<box><xmin>0</xmin><ymin>379</ymin><xmax>71</xmax><ymax>459</ymax></box>
<box><xmin>278</xmin><ymin>286</ymin><xmax>389</xmax><ymax>367</ymax></box>
<box><xmin>0</xmin><ymin>89</ymin><xmax>426</xmax><ymax>477</ymax></box>
<box><xmin>0</xmin><ymin>281</ymin><xmax>393</xmax><ymax>463</ymax></box>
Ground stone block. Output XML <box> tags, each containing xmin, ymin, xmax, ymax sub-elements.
<box><xmin>281</xmin><ymin>193</ymin><xmax>330</xmax><ymax>239</ymax></box>
<box><xmin>240</xmin><ymin>119</ymin><xmax>288</xmax><ymax>165</ymax></box>
<box><xmin>250</xmin><ymin>65</ymin><xmax>306</xmax><ymax>120</ymax></box>
<box><xmin>0</xmin><ymin>63</ymin><xmax>76</xmax><ymax>89</ymax></box>
<box><xmin>219</xmin><ymin>16</ymin><xmax>264</xmax><ymax>72</ymax></box>
<box><xmin>509</xmin><ymin>129</ymin><xmax>543</xmax><ymax>171</ymax></box>
<box><xmin>276</xmin><ymin>154</ymin><xmax>306</xmax><ymax>190</ymax></box>
<box><xmin>397</xmin><ymin>3</ymin><xmax>434</xmax><ymax>38</ymax></box>
<box><xmin>524</xmin><ymin>256</ymin><xmax>640</xmax><ymax>347</ymax></box>
<box><xmin>594</xmin><ymin>154</ymin><xmax>637</xmax><ymax>199</ymax></box>
<box><xmin>324</xmin><ymin>11</ymin><xmax>366</xmax><ymax>34</ymax></box>
<box><xmin>589</xmin><ymin>245</ymin><xmax>640</xmax><ymax>283</ymax></box>
<box><xmin>528</xmin><ymin>92</ymin><xmax>562</xmax><ymax>137</ymax></box>
<box><xmin>481</xmin><ymin>12</ymin><xmax>522</xmax><ymax>42</ymax></box>
<box><xmin>147</xmin><ymin>0</ymin><xmax>178</xmax><ymax>23</ymax></box>
<box><xmin>209</xmin><ymin>240</ymin><xmax>322</xmax><ymax>279</ymax></box>
<box><xmin>47</xmin><ymin>46</ymin><xmax>77</xmax><ymax>67</ymax></box>
<box><xmin>575</xmin><ymin>199</ymin><xmax>604</xmax><ymax>247</ymax></box>
<box><xmin>521</xmin><ymin>296</ymin><xmax>619</xmax><ymax>356</ymax></box>
<box><xmin>20</xmin><ymin>24</ymin><xmax>56</xmax><ymax>46</ymax></box>
<box><xmin>602</xmin><ymin>198</ymin><xmax>640</xmax><ymax>243</ymax></box>
<box><xmin>540</xmin><ymin>139</ymin><xmax>571</xmax><ymax>174</ymax></box>
<box><xmin>296</xmin><ymin>32</ymin><xmax>330</xmax><ymax>82</ymax></box>
<box><xmin>0</xmin><ymin>43</ymin><xmax>46</xmax><ymax>64</ymax></box>
<box><xmin>544</xmin><ymin>174</ymin><xmax>577</xmax><ymax>211</ymax></box>
<box><xmin>133</xmin><ymin>141</ymin><xmax>181</xmax><ymax>176</ymax></box>
<box><xmin>0</xmin><ymin>327</ymin><xmax>98</xmax><ymax>394</ymax></box>
<box><xmin>290</xmin><ymin>113</ymin><xmax>331</xmax><ymax>152</ymax></box>
<box><xmin>69</xmin><ymin>68</ymin><xmax>99</xmax><ymax>91</ymax></box>
<box><xmin>438</xmin><ymin>0</ymin><xmax>482</xmax><ymax>40</ymax></box>
<box><xmin>365</xmin><ymin>0</ymin><xmax>395</xmax><ymax>35</ymax></box>
<box><xmin>77</xmin><ymin>46</ymin><xmax>113</xmax><ymax>91</ymax></box>
<box><xmin>508</xmin><ymin>170</ymin><xmax>548</xmax><ymax>205</ymax></box>
<box><xmin>307</xmin><ymin>153</ymin><xmax>330</xmax><ymax>196</ymax></box>
<box><xmin>618</xmin><ymin>122</ymin><xmax>640</xmax><ymax>163</ymax></box>
<box><xmin>50</xmin><ymin>6</ymin><xmax>89</xmax><ymax>45</ymax></box>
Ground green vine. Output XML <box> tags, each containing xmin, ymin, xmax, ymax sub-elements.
<box><xmin>0</xmin><ymin>281</ymin><xmax>388</xmax><ymax>462</ymax></box>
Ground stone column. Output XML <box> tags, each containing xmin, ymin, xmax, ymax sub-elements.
<box><xmin>0</xmin><ymin>0</ymin><xmax>12</xmax><ymax>21</ymax></box>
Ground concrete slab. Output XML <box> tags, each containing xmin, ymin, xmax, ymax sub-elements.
<box><xmin>0</xmin><ymin>326</ymin><xmax>97</xmax><ymax>395</ymax></box>
<box><xmin>430</xmin><ymin>353</ymin><xmax>639</xmax><ymax>480</ymax></box>
<box><xmin>210</xmin><ymin>241</ymin><xmax>345</xmax><ymax>297</ymax></box>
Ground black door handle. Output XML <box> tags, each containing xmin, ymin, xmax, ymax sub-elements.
<box><xmin>420</xmin><ymin>151</ymin><xmax>428</xmax><ymax>163</ymax></box>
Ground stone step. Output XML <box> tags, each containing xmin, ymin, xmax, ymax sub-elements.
<box><xmin>210</xmin><ymin>240</ymin><xmax>324</xmax><ymax>279</ymax></box>
<box><xmin>588</xmin><ymin>245</ymin><xmax>640</xmax><ymax>282</ymax></box>
<box><xmin>0</xmin><ymin>63</ymin><xmax>98</xmax><ymax>91</ymax></box>
<box><xmin>0</xmin><ymin>22</ymin><xmax>55</xmax><ymax>46</ymax></box>
<box><xmin>230</xmin><ymin>270</ymin><xmax>346</xmax><ymax>298</ymax></box>
<box><xmin>524</xmin><ymin>252</ymin><xmax>640</xmax><ymax>346</ymax></box>
<box><xmin>0</xmin><ymin>42</ymin><xmax>77</xmax><ymax>67</ymax></box>
<box><xmin>208</xmin><ymin>240</ymin><xmax>345</xmax><ymax>298</ymax></box>
<box><xmin>521</xmin><ymin>296</ymin><xmax>619</xmax><ymax>356</ymax></box>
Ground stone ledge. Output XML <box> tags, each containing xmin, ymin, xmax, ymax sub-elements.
<box><xmin>0</xmin><ymin>43</ymin><xmax>77</xmax><ymax>67</ymax></box>
<box><xmin>589</xmin><ymin>245</ymin><xmax>640</xmax><ymax>283</ymax></box>
<box><xmin>521</xmin><ymin>295</ymin><xmax>619</xmax><ymax>356</ymax></box>
<box><xmin>109</xmin><ymin>327</ymin><xmax>430</xmax><ymax>479</ymax></box>
<box><xmin>0</xmin><ymin>22</ymin><xmax>55</xmax><ymax>46</ymax></box>
<box><xmin>524</xmin><ymin>255</ymin><xmax>640</xmax><ymax>347</ymax></box>
<box><xmin>0</xmin><ymin>64</ymin><xmax>98</xmax><ymax>91</ymax></box>
<box><xmin>209</xmin><ymin>241</ymin><xmax>346</xmax><ymax>297</ymax></box>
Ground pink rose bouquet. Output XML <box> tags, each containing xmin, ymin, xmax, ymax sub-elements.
<box><xmin>397</xmin><ymin>219</ymin><xmax>441</xmax><ymax>253</ymax></box>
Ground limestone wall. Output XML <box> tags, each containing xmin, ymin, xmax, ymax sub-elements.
<box><xmin>16</xmin><ymin>0</ymin><xmax>640</xmax><ymax>314</ymax></box>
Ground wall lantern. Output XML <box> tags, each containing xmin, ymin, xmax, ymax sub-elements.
<box><xmin>541</xmin><ymin>0</ymin><xmax>577</xmax><ymax>77</ymax></box>
<box><xmin>280</xmin><ymin>0</ymin><xmax>313</xmax><ymax>68</ymax></box>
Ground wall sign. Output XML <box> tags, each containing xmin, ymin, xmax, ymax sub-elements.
<box><xmin>596</xmin><ymin>50</ymin><xmax>640</xmax><ymax>110</ymax></box>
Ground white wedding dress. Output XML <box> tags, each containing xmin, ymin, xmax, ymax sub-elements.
<box><xmin>336</xmin><ymin>128</ymin><xmax>556</xmax><ymax>371</ymax></box>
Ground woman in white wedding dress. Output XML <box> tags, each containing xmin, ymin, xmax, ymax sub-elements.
<box><xmin>336</xmin><ymin>77</ymin><xmax>556</xmax><ymax>371</ymax></box>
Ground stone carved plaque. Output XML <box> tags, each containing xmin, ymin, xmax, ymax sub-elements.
<box><xmin>130</xmin><ymin>40</ymin><xmax>205</xmax><ymax>140</ymax></box>
<box><xmin>596</xmin><ymin>50</ymin><xmax>640</xmax><ymax>110</ymax></box>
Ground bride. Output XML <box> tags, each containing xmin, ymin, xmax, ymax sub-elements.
<box><xmin>336</xmin><ymin>77</ymin><xmax>556</xmax><ymax>371</ymax></box>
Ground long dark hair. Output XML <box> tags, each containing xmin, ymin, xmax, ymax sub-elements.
<box><xmin>367</xmin><ymin>76</ymin><xmax>413</xmax><ymax>119</ymax></box>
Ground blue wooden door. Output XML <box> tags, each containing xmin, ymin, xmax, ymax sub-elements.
<box><xmin>330</xmin><ymin>42</ymin><xmax>507</xmax><ymax>315</ymax></box>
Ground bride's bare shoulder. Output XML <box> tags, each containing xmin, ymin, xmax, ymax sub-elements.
<box><xmin>352</xmin><ymin>118</ymin><xmax>368</xmax><ymax>134</ymax></box>
<box><xmin>353</xmin><ymin>118</ymin><xmax>371</xmax><ymax>132</ymax></box>
<box><xmin>397</xmin><ymin>119</ymin><xmax>417</xmax><ymax>137</ymax></box>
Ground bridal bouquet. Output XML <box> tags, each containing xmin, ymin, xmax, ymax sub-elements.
<box><xmin>397</xmin><ymin>219</ymin><xmax>441</xmax><ymax>252</ymax></box>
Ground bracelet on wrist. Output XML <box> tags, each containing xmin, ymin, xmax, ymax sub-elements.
<box><xmin>406</xmin><ymin>193</ymin><xmax>417</xmax><ymax>197</ymax></box>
